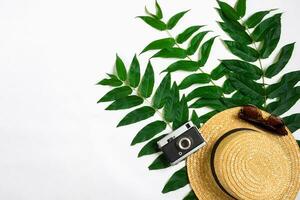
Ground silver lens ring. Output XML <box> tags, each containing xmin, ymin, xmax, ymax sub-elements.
<box><xmin>178</xmin><ymin>137</ymin><xmax>192</xmax><ymax>150</ymax></box>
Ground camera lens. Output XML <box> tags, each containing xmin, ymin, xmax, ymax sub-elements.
<box><xmin>177</xmin><ymin>137</ymin><xmax>192</xmax><ymax>150</ymax></box>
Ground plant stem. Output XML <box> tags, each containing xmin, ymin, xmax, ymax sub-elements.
<box><xmin>124</xmin><ymin>82</ymin><xmax>173</xmax><ymax>130</ymax></box>
<box><xmin>165</xmin><ymin>30</ymin><xmax>223</xmax><ymax>92</ymax></box>
<box><xmin>241</xmin><ymin>19</ymin><xmax>267</xmax><ymax>108</ymax></box>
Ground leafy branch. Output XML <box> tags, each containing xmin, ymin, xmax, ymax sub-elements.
<box><xmin>215</xmin><ymin>0</ymin><xmax>299</xmax><ymax>131</ymax></box>
<box><xmin>139</xmin><ymin>2</ymin><xmax>233</xmax><ymax>130</ymax></box>
<box><xmin>165</xmin><ymin>29</ymin><xmax>221</xmax><ymax>89</ymax></box>
<box><xmin>98</xmin><ymin>55</ymin><xmax>172</xmax><ymax>129</ymax></box>
<box><xmin>97</xmin><ymin>52</ymin><xmax>193</xmax><ymax>196</ymax></box>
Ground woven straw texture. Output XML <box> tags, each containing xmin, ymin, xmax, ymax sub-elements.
<box><xmin>187</xmin><ymin>107</ymin><xmax>300</xmax><ymax>200</ymax></box>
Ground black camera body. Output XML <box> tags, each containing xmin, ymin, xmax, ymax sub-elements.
<box><xmin>157</xmin><ymin>121</ymin><xmax>206</xmax><ymax>165</ymax></box>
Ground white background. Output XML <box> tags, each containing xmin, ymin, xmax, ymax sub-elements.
<box><xmin>0</xmin><ymin>0</ymin><xmax>299</xmax><ymax>199</ymax></box>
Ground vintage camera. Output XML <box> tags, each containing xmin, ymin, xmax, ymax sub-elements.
<box><xmin>157</xmin><ymin>121</ymin><xmax>206</xmax><ymax>165</ymax></box>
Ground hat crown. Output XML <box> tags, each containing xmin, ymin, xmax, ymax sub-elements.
<box><xmin>213</xmin><ymin>130</ymin><xmax>291</xmax><ymax>199</ymax></box>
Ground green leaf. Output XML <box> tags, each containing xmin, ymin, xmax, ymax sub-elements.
<box><xmin>155</xmin><ymin>0</ymin><xmax>163</xmax><ymax>19</ymax></box>
<box><xmin>224</xmin><ymin>40</ymin><xmax>259</xmax><ymax>62</ymax></box>
<box><xmin>128</xmin><ymin>55</ymin><xmax>140</xmax><ymax>88</ymax></box>
<box><xmin>152</xmin><ymin>73</ymin><xmax>171</xmax><ymax>109</ymax></box>
<box><xmin>162</xmin><ymin>60</ymin><xmax>200</xmax><ymax>73</ymax></box>
<box><xmin>131</xmin><ymin>121</ymin><xmax>167</xmax><ymax>145</ymax></box>
<box><xmin>259</xmin><ymin>23</ymin><xmax>281</xmax><ymax>59</ymax></box>
<box><xmin>283</xmin><ymin>114</ymin><xmax>300</xmax><ymax>133</ymax></box>
<box><xmin>266</xmin><ymin>87</ymin><xmax>300</xmax><ymax>116</ymax></box>
<box><xmin>176</xmin><ymin>25</ymin><xmax>203</xmax><ymax>44</ymax></box>
<box><xmin>216</xmin><ymin>8</ymin><xmax>245</xmax><ymax>31</ymax></box>
<box><xmin>152</xmin><ymin>47</ymin><xmax>187</xmax><ymax>59</ymax></box>
<box><xmin>106</xmin><ymin>95</ymin><xmax>143</xmax><ymax>110</ymax></box>
<box><xmin>138</xmin><ymin>134</ymin><xmax>167</xmax><ymax>157</ymax></box>
<box><xmin>267</xmin><ymin>71</ymin><xmax>300</xmax><ymax>98</ymax></box>
<box><xmin>190</xmin><ymin>98</ymin><xmax>226</xmax><ymax>111</ymax></box>
<box><xmin>235</xmin><ymin>0</ymin><xmax>246</xmax><ymax>17</ymax></box>
<box><xmin>230</xmin><ymin>90</ymin><xmax>263</xmax><ymax>109</ymax></box>
<box><xmin>265</xmin><ymin>43</ymin><xmax>295</xmax><ymax>78</ymax></box>
<box><xmin>218</xmin><ymin>22</ymin><xmax>252</xmax><ymax>44</ymax></box>
<box><xmin>198</xmin><ymin>36</ymin><xmax>217</xmax><ymax>66</ymax></box>
<box><xmin>141</xmin><ymin>38</ymin><xmax>175</xmax><ymax>54</ymax></box>
<box><xmin>148</xmin><ymin>154</ymin><xmax>170</xmax><ymax>170</ymax></box>
<box><xmin>251</xmin><ymin>13</ymin><xmax>281</xmax><ymax>41</ymax></box>
<box><xmin>117</xmin><ymin>106</ymin><xmax>155</xmax><ymax>127</ymax></box>
<box><xmin>231</xmin><ymin>91</ymin><xmax>265</xmax><ymax>110</ymax></box>
<box><xmin>221</xmin><ymin>96</ymin><xmax>253</xmax><ymax>108</ymax></box>
<box><xmin>145</xmin><ymin>6</ymin><xmax>156</xmax><ymax>19</ymax></box>
<box><xmin>244</xmin><ymin>10</ymin><xmax>275</xmax><ymax>28</ymax></box>
<box><xmin>211</xmin><ymin>62</ymin><xmax>228</xmax><ymax>80</ymax></box>
<box><xmin>98</xmin><ymin>86</ymin><xmax>132</xmax><ymax>103</ymax></box>
<box><xmin>221</xmin><ymin>59</ymin><xmax>262</xmax><ymax>80</ymax></box>
<box><xmin>115</xmin><ymin>55</ymin><xmax>127</xmax><ymax>81</ymax></box>
<box><xmin>230</xmin><ymin>90</ymin><xmax>264</xmax><ymax>108</ymax></box>
<box><xmin>173</xmin><ymin>95</ymin><xmax>189</xmax><ymax>130</ymax></box>
<box><xmin>191</xmin><ymin>111</ymin><xmax>200</xmax><ymax>128</ymax></box>
<box><xmin>138</xmin><ymin>16</ymin><xmax>166</xmax><ymax>31</ymax></box>
<box><xmin>145</xmin><ymin>1</ymin><xmax>163</xmax><ymax>20</ymax></box>
<box><xmin>187</xmin><ymin>31</ymin><xmax>210</xmax><ymax>55</ymax></box>
<box><xmin>162</xmin><ymin>167</ymin><xmax>189</xmax><ymax>193</ymax></box>
<box><xmin>167</xmin><ymin>10</ymin><xmax>190</xmax><ymax>30</ymax></box>
<box><xmin>198</xmin><ymin>110</ymin><xmax>219</xmax><ymax>123</ymax></box>
<box><xmin>164</xmin><ymin>83</ymin><xmax>180</xmax><ymax>122</ymax></box>
<box><xmin>231</xmin><ymin>90</ymin><xmax>246</xmax><ymax>99</ymax></box>
<box><xmin>97</xmin><ymin>74</ymin><xmax>123</xmax><ymax>87</ymax></box>
<box><xmin>228</xmin><ymin>74</ymin><xmax>264</xmax><ymax>102</ymax></box>
<box><xmin>222</xmin><ymin>79</ymin><xmax>235</xmax><ymax>94</ymax></box>
<box><xmin>139</xmin><ymin>61</ymin><xmax>154</xmax><ymax>98</ymax></box>
<box><xmin>217</xmin><ymin>0</ymin><xmax>240</xmax><ymax>21</ymax></box>
<box><xmin>178</xmin><ymin>73</ymin><xmax>211</xmax><ymax>90</ymax></box>
<box><xmin>186</xmin><ymin>86</ymin><xmax>223</xmax><ymax>101</ymax></box>
<box><xmin>183</xmin><ymin>190</ymin><xmax>198</xmax><ymax>200</ymax></box>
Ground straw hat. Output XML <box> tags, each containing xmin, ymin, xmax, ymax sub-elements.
<box><xmin>187</xmin><ymin>107</ymin><xmax>300</xmax><ymax>200</ymax></box>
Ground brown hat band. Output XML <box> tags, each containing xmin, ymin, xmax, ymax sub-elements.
<box><xmin>210</xmin><ymin>128</ymin><xmax>258</xmax><ymax>199</ymax></box>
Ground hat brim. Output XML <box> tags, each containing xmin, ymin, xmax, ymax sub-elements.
<box><xmin>187</xmin><ymin>107</ymin><xmax>300</xmax><ymax>200</ymax></box>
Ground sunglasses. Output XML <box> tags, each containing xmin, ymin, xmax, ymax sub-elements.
<box><xmin>238</xmin><ymin>105</ymin><xmax>288</xmax><ymax>136</ymax></box>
